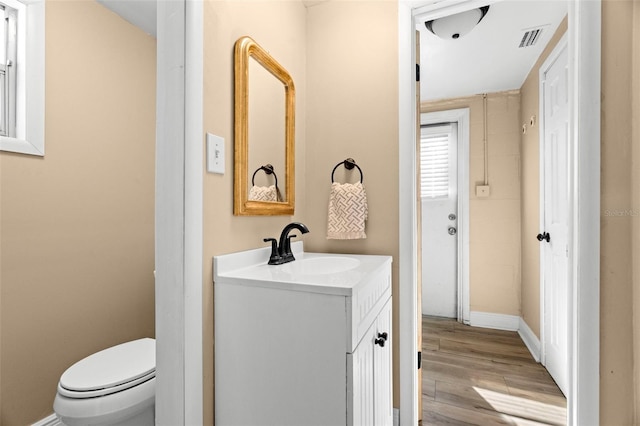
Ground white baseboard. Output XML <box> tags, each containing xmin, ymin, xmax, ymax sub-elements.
<box><xmin>518</xmin><ymin>317</ymin><xmax>541</xmax><ymax>362</ymax></box>
<box><xmin>468</xmin><ymin>311</ymin><xmax>541</xmax><ymax>363</ymax></box>
<box><xmin>469</xmin><ymin>311</ymin><xmax>519</xmax><ymax>331</ymax></box>
<box><xmin>393</xmin><ymin>408</ymin><xmax>400</xmax><ymax>426</ymax></box>
<box><xmin>32</xmin><ymin>414</ymin><xmax>62</xmax><ymax>426</ymax></box>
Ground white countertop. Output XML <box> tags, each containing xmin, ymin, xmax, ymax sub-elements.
<box><xmin>213</xmin><ymin>242</ymin><xmax>392</xmax><ymax>296</ymax></box>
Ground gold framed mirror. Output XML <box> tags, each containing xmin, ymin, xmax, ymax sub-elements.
<box><xmin>234</xmin><ymin>36</ymin><xmax>295</xmax><ymax>216</ymax></box>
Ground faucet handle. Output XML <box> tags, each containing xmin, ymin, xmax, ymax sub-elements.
<box><xmin>263</xmin><ymin>238</ymin><xmax>282</xmax><ymax>265</ymax></box>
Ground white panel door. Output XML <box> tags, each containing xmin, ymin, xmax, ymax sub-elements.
<box><xmin>541</xmin><ymin>37</ymin><xmax>569</xmax><ymax>396</ymax></box>
<box><xmin>421</xmin><ymin>123</ymin><xmax>458</xmax><ymax>317</ymax></box>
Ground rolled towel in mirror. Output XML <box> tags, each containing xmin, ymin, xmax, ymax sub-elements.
<box><xmin>249</xmin><ymin>185</ymin><xmax>278</xmax><ymax>202</ymax></box>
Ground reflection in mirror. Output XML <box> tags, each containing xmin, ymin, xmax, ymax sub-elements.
<box><xmin>234</xmin><ymin>36</ymin><xmax>295</xmax><ymax>216</ymax></box>
<box><xmin>249</xmin><ymin>164</ymin><xmax>282</xmax><ymax>202</ymax></box>
<box><xmin>248</xmin><ymin>59</ymin><xmax>286</xmax><ymax>202</ymax></box>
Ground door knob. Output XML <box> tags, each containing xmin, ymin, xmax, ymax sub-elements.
<box><xmin>448</xmin><ymin>227</ymin><xmax>457</xmax><ymax>236</ymax></box>
<box><xmin>537</xmin><ymin>232</ymin><xmax>550</xmax><ymax>243</ymax></box>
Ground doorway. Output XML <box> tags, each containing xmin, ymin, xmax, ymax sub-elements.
<box><xmin>398</xmin><ymin>1</ymin><xmax>601</xmax><ymax>425</ymax></box>
<box><xmin>420</xmin><ymin>109</ymin><xmax>470</xmax><ymax>322</ymax></box>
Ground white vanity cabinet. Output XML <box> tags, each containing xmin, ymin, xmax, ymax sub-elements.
<box><xmin>214</xmin><ymin>244</ymin><xmax>392</xmax><ymax>426</ymax></box>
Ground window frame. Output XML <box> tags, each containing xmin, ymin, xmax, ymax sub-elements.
<box><xmin>0</xmin><ymin>0</ymin><xmax>44</xmax><ymax>157</ymax></box>
<box><xmin>420</xmin><ymin>123</ymin><xmax>457</xmax><ymax>200</ymax></box>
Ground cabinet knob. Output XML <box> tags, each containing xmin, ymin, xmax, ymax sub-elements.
<box><xmin>375</xmin><ymin>338</ymin><xmax>386</xmax><ymax>347</ymax></box>
<box><xmin>377</xmin><ymin>332</ymin><xmax>388</xmax><ymax>341</ymax></box>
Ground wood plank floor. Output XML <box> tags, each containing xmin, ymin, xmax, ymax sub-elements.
<box><xmin>422</xmin><ymin>316</ymin><xmax>567</xmax><ymax>426</ymax></box>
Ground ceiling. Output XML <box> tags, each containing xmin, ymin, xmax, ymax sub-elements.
<box><xmin>417</xmin><ymin>1</ymin><xmax>567</xmax><ymax>101</ymax></box>
<box><xmin>97</xmin><ymin>0</ymin><xmax>567</xmax><ymax>102</ymax></box>
<box><xmin>97</xmin><ymin>0</ymin><xmax>157</xmax><ymax>37</ymax></box>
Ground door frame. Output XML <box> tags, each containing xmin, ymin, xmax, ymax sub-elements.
<box><xmin>538</xmin><ymin>33</ymin><xmax>569</xmax><ymax>374</ymax></box>
<box><xmin>398</xmin><ymin>1</ymin><xmax>600</xmax><ymax>425</ymax></box>
<box><xmin>155</xmin><ymin>0</ymin><xmax>204</xmax><ymax>424</ymax></box>
<box><xmin>421</xmin><ymin>109</ymin><xmax>470</xmax><ymax>323</ymax></box>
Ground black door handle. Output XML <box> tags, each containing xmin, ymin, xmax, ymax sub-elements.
<box><xmin>537</xmin><ymin>232</ymin><xmax>550</xmax><ymax>243</ymax></box>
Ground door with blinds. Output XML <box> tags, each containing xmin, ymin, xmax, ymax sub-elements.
<box><xmin>421</xmin><ymin>123</ymin><xmax>458</xmax><ymax>317</ymax></box>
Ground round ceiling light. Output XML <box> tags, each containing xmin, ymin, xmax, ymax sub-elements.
<box><xmin>425</xmin><ymin>6</ymin><xmax>490</xmax><ymax>40</ymax></box>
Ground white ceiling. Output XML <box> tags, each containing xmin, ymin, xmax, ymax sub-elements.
<box><xmin>418</xmin><ymin>0</ymin><xmax>567</xmax><ymax>101</ymax></box>
<box><xmin>97</xmin><ymin>0</ymin><xmax>157</xmax><ymax>37</ymax></box>
<box><xmin>97</xmin><ymin>0</ymin><xmax>567</xmax><ymax>103</ymax></box>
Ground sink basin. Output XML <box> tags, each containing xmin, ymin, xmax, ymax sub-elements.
<box><xmin>280</xmin><ymin>256</ymin><xmax>361</xmax><ymax>275</ymax></box>
<box><xmin>214</xmin><ymin>242</ymin><xmax>392</xmax><ymax>295</ymax></box>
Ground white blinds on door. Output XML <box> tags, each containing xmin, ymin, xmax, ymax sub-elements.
<box><xmin>420</xmin><ymin>124</ymin><xmax>453</xmax><ymax>199</ymax></box>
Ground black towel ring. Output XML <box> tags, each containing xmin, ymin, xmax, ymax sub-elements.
<box><xmin>331</xmin><ymin>158</ymin><xmax>363</xmax><ymax>183</ymax></box>
<box><xmin>251</xmin><ymin>164</ymin><xmax>279</xmax><ymax>190</ymax></box>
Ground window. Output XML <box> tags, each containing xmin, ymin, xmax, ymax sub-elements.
<box><xmin>0</xmin><ymin>4</ymin><xmax>17</xmax><ymax>138</ymax></box>
<box><xmin>0</xmin><ymin>0</ymin><xmax>44</xmax><ymax>156</ymax></box>
<box><xmin>420</xmin><ymin>123</ymin><xmax>457</xmax><ymax>199</ymax></box>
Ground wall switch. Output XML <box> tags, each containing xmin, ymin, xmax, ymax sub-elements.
<box><xmin>476</xmin><ymin>185</ymin><xmax>490</xmax><ymax>198</ymax></box>
<box><xmin>206</xmin><ymin>133</ymin><xmax>224</xmax><ymax>174</ymax></box>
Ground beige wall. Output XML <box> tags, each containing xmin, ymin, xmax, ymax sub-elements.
<box><xmin>1</xmin><ymin>1</ymin><xmax>638</xmax><ymax>424</ymax></box>
<box><xmin>202</xmin><ymin>1</ymin><xmax>307</xmax><ymax>423</ymax></box>
<box><xmin>189</xmin><ymin>1</ymin><xmax>640</xmax><ymax>423</ymax></box>
<box><xmin>0</xmin><ymin>0</ymin><xmax>156</xmax><ymax>426</ymax></box>
<box><xmin>633</xmin><ymin>0</ymin><xmax>640</xmax><ymax>421</ymax></box>
<box><xmin>0</xmin><ymin>0</ymin><xmax>156</xmax><ymax>424</ymax></box>
<box><xmin>305</xmin><ymin>1</ymin><xmax>400</xmax><ymax>406</ymax></box>
<box><xmin>601</xmin><ymin>1</ymin><xmax>636</xmax><ymax>423</ymax></box>
<box><xmin>522</xmin><ymin>3</ymin><xmax>640</xmax><ymax>422</ymax></box>
<box><xmin>203</xmin><ymin>1</ymin><xmax>401</xmax><ymax>418</ymax></box>
<box><xmin>422</xmin><ymin>91</ymin><xmax>522</xmax><ymax>317</ymax></box>
<box><xmin>202</xmin><ymin>1</ymin><xmax>400</xmax><ymax>418</ymax></box>
<box><xmin>519</xmin><ymin>18</ymin><xmax>568</xmax><ymax>339</ymax></box>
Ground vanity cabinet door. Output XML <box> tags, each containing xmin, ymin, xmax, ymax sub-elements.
<box><xmin>348</xmin><ymin>298</ymin><xmax>392</xmax><ymax>426</ymax></box>
<box><xmin>374</xmin><ymin>299</ymin><xmax>393</xmax><ymax>425</ymax></box>
<box><xmin>349</xmin><ymin>322</ymin><xmax>375</xmax><ymax>426</ymax></box>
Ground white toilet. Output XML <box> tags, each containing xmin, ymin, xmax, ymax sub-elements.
<box><xmin>54</xmin><ymin>338</ymin><xmax>155</xmax><ymax>426</ymax></box>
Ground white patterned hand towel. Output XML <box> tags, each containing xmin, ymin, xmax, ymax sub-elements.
<box><xmin>327</xmin><ymin>182</ymin><xmax>368</xmax><ymax>239</ymax></box>
<box><xmin>248</xmin><ymin>185</ymin><xmax>278</xmax><ymax>202</ymax></box>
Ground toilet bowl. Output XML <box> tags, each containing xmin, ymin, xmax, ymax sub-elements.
<box><xmin>54</xmin><ymin>338</ymin><xmax>155</xmax><ymax>426</ymax></box>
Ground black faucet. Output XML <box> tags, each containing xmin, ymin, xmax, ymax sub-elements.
<box><xmin>263</xmin><ymin>222</ymin><xmax>310</xmax><ymax>265</ymax></box>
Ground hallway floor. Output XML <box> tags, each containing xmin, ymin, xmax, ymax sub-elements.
<box><xmin>422</xmin><ymin>316</ymin><xmax>567</xmax><ymax>425</ymax></box>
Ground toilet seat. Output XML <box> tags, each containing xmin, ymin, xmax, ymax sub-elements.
<box><xmin>58</xmin><ymin>338</ymin><xmax>155</xmax><ymax>399</ymax></box>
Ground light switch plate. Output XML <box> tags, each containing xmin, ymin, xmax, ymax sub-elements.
<box><xmin>206</xmin><ymin>133</ymin><xmax>224</xmax><ymax>174</ymax></box>
<box><xmin>476</xmin><ymin>185</ymin><xmax>490</xmax><ymax>198</ymax></box>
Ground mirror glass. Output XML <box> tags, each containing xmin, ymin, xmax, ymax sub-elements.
<box><xmin>234</xmin><ymin>36</ymin><xmax>295</xmax><ymax>215</ymax></box>
<box><xmin>248</xmin><ymin>58</ymin><xmax>286</xmax><ymax>202</ymax></box>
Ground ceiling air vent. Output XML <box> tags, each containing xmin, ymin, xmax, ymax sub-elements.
<box><xmin>519</xmin><ymin>27</ymin><xmax>544</xmax><ymax>48</ymax></box>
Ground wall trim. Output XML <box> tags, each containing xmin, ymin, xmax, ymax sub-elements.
<box><xmin>518</xmin><ymin>317</ymin><xmax>541</xmax><ymax>362</ymax></box>
<box><xmin>469</xmin><ymin>311</ymin><xmax>520</xmax><ymax>331</ymax></box>
<box><xmin>31</xmin><ymin>414</ymin><xmax>62</xmax><ymax>426</ymax></box>
<box><xmin>155</xmin><ymin>0</ymin><xmax>204</xmax><ymax>423</ymax></box>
